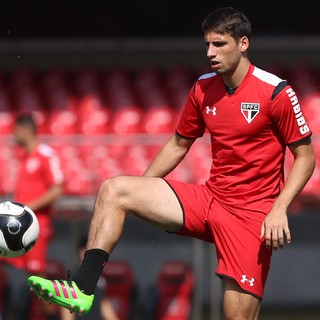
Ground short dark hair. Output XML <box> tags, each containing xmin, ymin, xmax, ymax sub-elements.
<box><xmin>15</xmin><ymin>113</ymin><xmax>37</xmax><ymax>133</ymax></box>
<box><xmin>201</xmin><ymin>7</ymin><xmax>251</xmax><ymax>41</ymax></box>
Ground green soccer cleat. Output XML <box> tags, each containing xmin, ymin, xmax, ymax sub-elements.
<box><xmin>27</xmin><ymin>275</ymin><xmax>94</xmax><ymax>315</ymax></box>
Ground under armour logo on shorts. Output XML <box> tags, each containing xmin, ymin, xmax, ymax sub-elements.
<box><xmin>241</xmin><ymin>274</ymin><xmax>255</xmax><ymax>287</ymax></box>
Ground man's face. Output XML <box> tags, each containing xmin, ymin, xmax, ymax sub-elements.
<box><xmin>14</xmin><ymin>124</ymin><xmax>29</xmax><ymax>146</ymax></box>
<box><xmin>204</xmin><ymin>32</ymin><xmax>248</xmax><ymax>75</ymax></box>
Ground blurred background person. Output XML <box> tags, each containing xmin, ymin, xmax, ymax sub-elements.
<box><xmin>60</xmin><ymin>235</ymin><xmax>119</xmax><ymax>320</ymax></box>
<box><xmin>1</xmin><ymin>112</ymin><xmax>64</xmax><ymax>320</ymax></box>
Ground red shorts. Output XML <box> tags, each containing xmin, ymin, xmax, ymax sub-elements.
<box><xmin>165</xmin><ymin>179</ymin><xmax>272</xmax><ymax>299</ymax></box>
<box><xmin>1</xmin><ymin>214</ymin><xmax>53</xmax><ymax>274</ymax></box>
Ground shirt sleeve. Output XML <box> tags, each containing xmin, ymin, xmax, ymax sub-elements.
<box><xmin>270</xmin><ymin>84</ymin><xmax>312</xmax><ymax>145</ymax></box>
<box><xmin>43</xmin><ymin>151</ymin><xmax>65</xmax><ymax>186</ymax></box>
<box><xmin>176</xmin><ymin>83</ymin><xmax>206</xmax><ymax>139</ymax></box>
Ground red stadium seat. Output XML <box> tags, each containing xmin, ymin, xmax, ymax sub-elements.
<box><xmin>0</xmin><ymin>87</ymin><xmax>12</xmax><ymax>111</ymax></box>
<box><xmin>112</xmin><ymin>106</ymin><xmax>144</xmax><ymax>134</ymax></box>
<box><xmin>9</xmin><ymin>66</ymin><xmax>38</xmax><ymax>93</ymax></box>
<box><xmin>288</xmin><ymin>63</ymin><xmax>320</xmax><ymax>98</ymax></box>
<box><xmin>101</xmin><ymin>260</ymin><xmax>137</xmax><ymax>320</ymax></box>
<box><xmin>0</xmin><ymin>152</ymin><xmax>18</xmax><ymax>195</ymax></box>
<box><xmin>73</xmin><ymin>66</ymin><xmax>101</xmax><ymax>96</ymax></box>
<box><xmin>154</xmin><ymin>261</ymin><xmax>195</xmax><ymax>320</ymax></box>
<box><xmin>0</xmin><ymin>110</ymin><xmax>15</xmax><ymax>135</ymax></box>
<box><xmin>284</xmin><ymin>141</ymin><xmax>320</xmax><ymax>207</ymax></box>
<box><xmin>165</xmin><ymin>65</ymin><xmax>195</xmax><ymax>110</ymax></box>
<box><xmin>300</xmin><ymin>139</ymin><xmax>320</xmax><ymax>203</ymax></box>
<box><xmin>142</xmin><ymin>106</ymin><xmax>177</xmax><ymax>134</ymax></box>
<box><xmin>41</xmin><ymin>66</ymin><xmax>70</xmax><ymax>92</ymax></box>
<box><xmin>300</xmin><ymin>93</ymin><xmax>320</xmax><ymax>135</ymax></box>
<box><xmin>49</xmin><ymin>109</ymin><xmax>79</xmax><ymax>134</ymax></box>
<box><xmin>102</xmin><ymin>66</ymin><xmax>137</xmax><ymax>110</ymax></box>
<box><xmin>117</xmin><ymin>145</ymin><xmax>150</xmax><ymax>175</ymax></box>
<box><xmin>166</xmin><ymin>164</ymin><xmax>194</xmax><ymax>183</ymax></box>
<box><xmin>45</xmin><ymin>87</ymin><xmax>77</xmax><ymax>112</ymax></box>
<box><xmin>77</xmin><ymin>94</ymin><xmax>113</xmax><ymax>134</ymax></box>
<box><xmin>62</xmin><ymin>166</ymin><xmax>94</xmax><ymax>195</ymax></box>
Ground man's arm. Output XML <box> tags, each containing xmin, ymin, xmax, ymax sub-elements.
<box><xmin>260</xmin><ymin>137</ymin><xmax>316</xmax><ymax>250</ymax></box>
<box><xmin>143</xmin><ymin>133</ymin><xmax>196</xmax><ymax>178</ymax></box>
<box><xmin>26</xmin><ymin>184</ymin><xmax>63</xmax><ymax>212</ymax></box>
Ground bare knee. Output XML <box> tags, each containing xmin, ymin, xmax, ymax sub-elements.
<box><xmin>224</xmin><ymin>304</ymin><xmax>260</xmax><ymax>320</ymax></box>
<box><xmin>96</xmin><ymin>176</ymin><xmax>128</xmax><ymax>210</ymax></box>
<box><xmin>223</xmin><ymin>278</ymin><xmax>261</xmax><ymax>320</ymax></box>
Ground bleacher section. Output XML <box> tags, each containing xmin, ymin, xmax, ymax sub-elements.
<box><xmin>0</xmin><ymin>63</ymin><xmax>319</xmax><ymax>206</ymax></box>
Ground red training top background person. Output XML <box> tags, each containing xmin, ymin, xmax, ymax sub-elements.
<box><xmin>4</xmin><ymin>113</ymin><xmax>64</xmax><ymax>273</ymax></box>
<box><xmin>1</xmin><ymin>113</ymin><xmax>64</xmax><ymax>320</ymax></box>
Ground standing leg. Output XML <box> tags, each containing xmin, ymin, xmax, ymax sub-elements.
<box><xmin>222</xmin><ymin>278</ymin><xmax>261</xmax><ymax>320</ymax></box>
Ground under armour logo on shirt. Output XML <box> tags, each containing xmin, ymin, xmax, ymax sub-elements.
<box><xmin>206</xmin><ymin>106</ymin><xmax>217</xmax><ymax>115</ymax></box>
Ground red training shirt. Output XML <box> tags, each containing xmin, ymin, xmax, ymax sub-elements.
<box><xmin>176</xmin><ymin>64</ymin><xmax>312</xmax><ymax>216</ymax></box>
<box><xmin>14</xmin><ymin>143</ymin><xmax>64</xmax><ymax>216</ymax></box>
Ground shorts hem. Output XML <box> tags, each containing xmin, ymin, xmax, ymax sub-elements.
<box><xmin>162</xmin><ymin>178</ymin><xmax>185</xmax><ymax>234</ymax></box>
<box><xmin>216</xmin><ymin>272</ymin><xmax>263</xmax><ymax>301</ymax></box>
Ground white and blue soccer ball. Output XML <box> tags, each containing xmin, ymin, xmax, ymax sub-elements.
<box><xmin>0</xmin><ymin>201</ymin><xmax>39</xmax><ymax>258</ymax></box>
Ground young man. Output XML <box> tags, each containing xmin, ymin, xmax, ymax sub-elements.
<box><xmin>1</xmin><ymin>113</ymin><xmax>64</xmax><ymax>319</ymax></box>
<box><xmin>28</xmin><ymin>7</ymin><xmax>316</xmax><ymax>320</ymax></box>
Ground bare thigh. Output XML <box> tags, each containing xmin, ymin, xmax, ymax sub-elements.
<box><xmin>101</xmin><ymin>175</ymin><xmax>184</xmax><ymax>232</ymax></box>
<box><xmin>222</xmin><ymin>278</ymin><xmax>261</xmax><ymax>320</ymax></box>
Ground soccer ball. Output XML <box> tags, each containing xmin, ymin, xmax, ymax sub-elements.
<box><xmin>0</xmin><ymin>201</ymin><xmax>40</xmax><ymax>258</ymax></box>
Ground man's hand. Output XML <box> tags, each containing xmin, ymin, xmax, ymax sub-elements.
<box><xmin>260</xmin><ymin>206</ymin><xmax>291</xmax><ymax>250</ymax></box>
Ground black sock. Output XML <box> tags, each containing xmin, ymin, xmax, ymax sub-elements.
<box><xmin>72</xmin><ymin>249</ymin><xmax>109</xmax><ymax>295</ymax></box>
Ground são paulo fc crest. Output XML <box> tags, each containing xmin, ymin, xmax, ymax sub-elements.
<box><xmin>241</xmin><ymin>103</ymin><xmax>260</xmax><ymax>124</ymax></box>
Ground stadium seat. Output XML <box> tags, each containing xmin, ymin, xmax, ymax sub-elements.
<box><xmin>77</xmin><ymin>94</ymin><xmax>113</xmax><ymax>134</ymax></box>
<box><xmin>153</xmin><ymin>260</ymin><xmax>195</xmax><ymax>320</ymax></box>
<box><xmin>188</xmin><ymin>142</ymin><xmax>211</xmax><ymax>184</ymax></box>
<box><xmin>73</xmin><ymin>66</ymin><xmax>101</xmax><ymax>97</ymax></box>
<box><xmin>9</xmin><ymin>66</ymin><xmax>38</xmax><ymax>93</ymax></box>
<box><xmin>41</xmin><ymin>66</ymin><xmax>70</xmax><ymax>92</ymax></box>
<box><xmin>101</xmin><ymin>260</ymin><xmax>137</xmax><ymax>320</ymax></box>
<box><xmin>0</xmin><ymin>110</ymin><xmax>15</xmax><ymax>135</ymax></box>
<box><xmin>102</xmin><ymin>66</ymin><xmax>137</xmax><ymax>110</ymax></box>
<box><xmin>134</xmin><ymin>65</ymin><xmax>169</xmax><ymax>111</ymax></box>
<box><xmin>300</xmin><ymin>92</ymin><xmax>320</xmax><ymax>135</ymax></box>
<box><xmin>62</xmin><ymin>165</ymin><xmax>94</xmax><ymax>195</ymax></box>
<box><xmin>0</xmin><ymin>87</ymin><xmax>12</xmax><ymax>110</ymax></box>
<box><xmin>284</xmin><ymin>142</ymin><xmax>320</xmax><ymax>207</ymax></box>
<box><xmin>112</xmin><ymin>106</ymin><xmax>144</xmax><ymax>134</ymax></box>
<box><xmin>288</xmin><ymin>63</ymin><xmax>320</xmax><ymax>98</ymax></box>
<box><xmin>142</xmin><ymin>106</ymin><xmax>177</xmax><ymax>134</ymax></box>
<box><xmin>117</xmin><ymin>145</ymin><xmax>150</xmax><ymax>175</ymax></box>
<box><xmin>165</xmin><ymin>64</ymin><xmax>195</xmax><ymax>110</ymax></box>
<box><xmin>48</xmin><ymin>108</ymin><xmax>79</xmax><ymax>134</ymax></box>
<box><xmin>300</xmin><ymin>139</ymin><xmax>320</xmax><ymax>203</ymax></box>
<box><xmin>0</xmin><ymin>156</ymin><xmax>18</xmax><ymax>195</ymax></box>
<box><xmin>45</xmin><ymin>86</ymin><xmax>77</xmax><ymax>112</ymax></box>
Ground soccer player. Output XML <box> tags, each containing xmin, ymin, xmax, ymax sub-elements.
<box><xmin>1</xmin><ymin>113</ymin><xmax>64</xmax><ymax>319</ymax></box>
<box><xmin>28</xmin><ymin>7</ymin><xmax>316</xmax><ymax>320</ymax></box>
